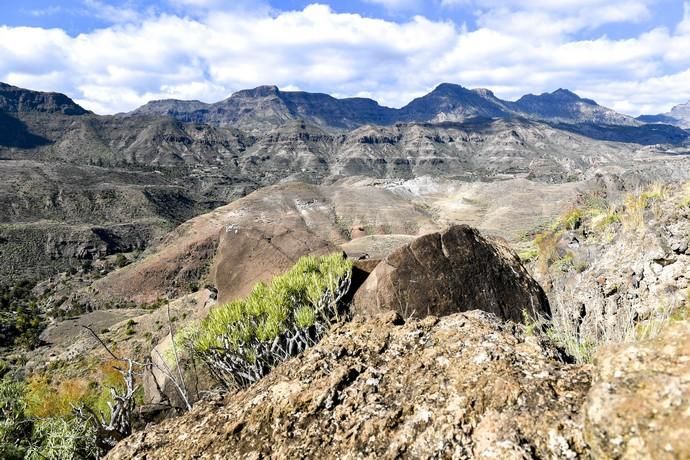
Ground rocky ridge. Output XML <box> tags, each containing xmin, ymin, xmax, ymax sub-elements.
<box><xmin>105</xmin><ymin>309</ymin><xmax>690</xmax><ymax>460</ymax></box>
<box><xmin>0</xmin><ymin>82</ymin><xmax>89</xmax><ymax>115</ymax></box>
<box><xmin>528</xmin><ymin>182</ymin><xmax>690</xmax><ymax>362</ymax></box>
<box><xmin>99</xmin><ymin>219</ymin><xmax>690</xmax><ymax>459</ymax></box>
<box><xmin>126</xmin><ymin>83</ymin><xmax>646</xmax><ymax>131</ymax></box>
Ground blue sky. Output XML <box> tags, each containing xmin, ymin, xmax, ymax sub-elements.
<box><xmin>1</xmin><ymin>0</ymin><xmax>690</xmax><ymax>114</ymax></box>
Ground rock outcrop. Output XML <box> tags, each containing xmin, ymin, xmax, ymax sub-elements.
<box><xmin>353</xmin><ymin>225</ymin><xmax>550</xmax><ymax>323</ymax></box>
<box><xmin>106</xmin><ymin>311</ymin><xmax>591</xmax><ymax>459</ymax></box>
<box><xmin>585</xmin><ymin>319</ymin><xmax>690</xmax><ymax>459</ymax></box>
<box><xmin>534</xmin><ymin>183</ymin><xmax>690</xmax><ymax>355</ymax></box>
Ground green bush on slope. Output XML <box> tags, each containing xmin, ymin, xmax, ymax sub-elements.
<box><xmin>0</xmin><ymin>377</ymin><xmax>100</xmax><ymax>460</ymax></box>
<box><xmin>185</xmin><ymin>254</ymin><xmax>353</xmax><ymax>388</ymax></box>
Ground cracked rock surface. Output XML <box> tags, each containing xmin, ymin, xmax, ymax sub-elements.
<box><xmin>352</xmin><ymin>225</ymin><xmax>550</xmax><ymax>323</ymax></box>
<box><xmin>106</xmin><ymin>311</ymin><xmax>591</xmax><ymax>459</ymax></box>
<box><xmin>585</xmin><ymin>319</ymin><xmax>690</xmax><ymax>460</ymax></box>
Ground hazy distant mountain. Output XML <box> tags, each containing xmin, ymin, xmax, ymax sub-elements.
<box><xmin>0</xmin><ymin>82</ymin><xmax>89</xmax><ymax>115</ymax></box>
<box><xmin>637</xmin><ymin>101</ymin><xmax>690</xmax><ymax>129</ymax></box>
<box><xmin>509</xmin><ymin>89</ymin><xmax>638</xmax><ymax>126</ymax></box>
<box><xmin>125</xmin><ymin>83</ymin><xmax>644</xmax><ymax>131</ymax></box>
<box><xmin>669</xmin><ymin>102</ymin><xmax>690</xmax><ymax>128</ymax></box>
<box><xmin>396</xmin><ymin>83</ymin><xmax>512</xmax><ymax>122</ymax></box>
<box><xmin>128</xmin><ymin>85</ymin><xmax>395</xmax><ymax>131</ymax></box>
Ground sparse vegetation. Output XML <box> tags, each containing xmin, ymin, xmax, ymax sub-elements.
<box><xmin>114</xmin><ymin>254</ymin><xmax>130</xmax><ymax>269</ymax></box>
<box><xmin>521</xmin><ymin>183</ymin><xmax>686</xmax><ymax>362</ymax></box>
<box><xmin>621</xmin><ymin>183</ymin><xmax>668</xmax><ymax>233</ymax></box>
<box><xmin>184</xmin><ymin>254</ymin><xmax>353</xmax><ymax>388</ymax></box>
<box><xmin>0</xmin><ymin>375</ymin><xmax>101</xmax><ymax>459</ymax></box>
<box><xmin>0</xmin><ymin>280</ymin><xmax>45</xmax><ymax>349</ymax></box>
<box><xmin>334</xmin><ymin>214</ymin><xmax>352</xmax><ymax>240</ymax></box>
<box><xmin>534</xmin><ymin>230</ymin><xmax>561</xmax><ymax>273</ymax></box>
<box><xmin>517</xmin><ymin>242</ymin><xmax>539</xmax><ymax>263</ymax></box>
<box><xmin>553</xmin><ymin>252</ymin><xmax>574</xmax><ymax>272</ymax></box>
<box><xmin>561</xmin><ymin>208</ymin><xmax>583</xmax><ymax>230</ymax></box>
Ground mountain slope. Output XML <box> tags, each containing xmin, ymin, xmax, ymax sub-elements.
<box><xmin>510</xmin><ymin>89</ymin><xmax>638</xmax><ymax>126</ymax></box>
<box><xmin>1</xmin><ymin>81</ymin><xmax>690</xmax><ymax>286</ymax></box>
<box><xmin>0</xmin><ymin>82</ymin><xmax>89</xmax><ymax>115</ymax></box>
<box><xmin>637</xmin><ymin>101</ymin><xmax>690</xmax><ymax>129</ymax></box>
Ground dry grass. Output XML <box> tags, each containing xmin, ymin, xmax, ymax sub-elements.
<box><xmin>538</xmin><ymin>286</ymin><xmax>681</xmax><ymax>363</ymax></box>
<box><xmin>621</xmin><ymin>183</ymin><xmax>668</xmax><ymax>233</ymax></box>
<box><xmin>534</xmin><ymin>230</ymin><xmax>561</xmax><ymax>273</ymax></box>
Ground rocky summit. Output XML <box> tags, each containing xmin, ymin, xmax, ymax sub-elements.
<box><xmin>101</xmin><ymin>222</ymin><xmax>690</xmax><ymax>459</ymax></box>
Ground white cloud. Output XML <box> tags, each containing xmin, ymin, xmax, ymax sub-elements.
<box><xmin>1</xmin><ymin>2</ymin><xmax>689</xmax><ymax>115</ymax></box>
<box><xmin>363</xmin><ymin>0</ymin><xmax>422</xmax><ymax>11</ymax></box>
<box><xmin>82</xmin><ymin>0</ymin><xmax>144</xmax><ymax>23</ymax></box>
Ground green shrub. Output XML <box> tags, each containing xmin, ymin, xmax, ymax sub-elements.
<box><xmin>0</xmin><ymin>377</ymin><xmax>30</xmax><ymax>459</ymax></box>
<box><xmin>561</xmin><ymin>208</ymin><xmax>584</xmax><ymax>230</ymax></box>
<box><xmin>186</xmin><ymin>254</ymin><xmax>353</xmax><ymax>388</ymax></box>
<box><xmin>0</xmin><ymin>281</ymin><xmax>45</xmax><ymax>349</ymax></box>
<box><xmin>517</xmin><ymin>243</ymin><xmax>538</xmax><ymax>263</ymax></box>
<box><xmin>114</xmin><ymin>254</ymin><xmax>129</xmax><ymax>269</ymax></box>
<box><xmin>1</xmin><ymin>376</ymin><xmax>101</xmax><ymax>459</ymax></box>
<box><xmin>26</xmin><ymin>417</ymin><xmax>99</xmax><ymax>460</ymax></box>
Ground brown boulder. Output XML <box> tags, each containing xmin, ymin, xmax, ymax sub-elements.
<box><xmin>352</xmin><ymin>225</ymin><xmax>550</xmax><ymax>322</ymax></box>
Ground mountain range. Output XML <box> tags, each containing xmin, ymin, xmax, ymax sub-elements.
<box><xmin>124</xmin><ymin>83</ymin><xmax>646</xmax><ymax>132</ymax></box>
<box><xmin>2</xmin><ymin>79</ymin><xmax>689</xmax><ymax>460</ymax></box>
<box><xmin>1</xmin><ymin>80</ymin><xmax>690</xmax><ymax>285</ymax></box>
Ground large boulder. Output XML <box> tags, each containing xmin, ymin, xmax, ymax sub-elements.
<box><xmin>107</xmin><ymin>311</ymin><xmax>591</xmax><ymax>459</ymax></box>
<box><xmin>352</xmin><ymin>225</ymin><xmax>550</xmax><ymax>322</ymax></box>
<box><xmin>585</xmin><ymin>319</ymin><xmax>690</xmax><ymax>459</ymax></box>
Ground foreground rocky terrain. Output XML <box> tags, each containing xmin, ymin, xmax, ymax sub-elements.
<box><xmin>107</xmin><ymin>310</ymin><xmax>593</xmax><ymax>459</ymax></box>
<box><xmin>106</xmin><ymin>302</ymin><xmax>690</xmax><ymax>459</ymax></box>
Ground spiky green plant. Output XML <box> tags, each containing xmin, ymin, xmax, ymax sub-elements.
<box><xmin>26</xmin><ymin>417</ymin><xmax>99</xmax><ymax>460</ymax></box>
<box><xmin>185</xmin><ymin>253</ymin><xmax>353</xmax><ymax>388</ymax></box>
<box><xmin>0</xmin><ymin>377</ymin><xmax>100</xmax><ymax>459</ymax></box>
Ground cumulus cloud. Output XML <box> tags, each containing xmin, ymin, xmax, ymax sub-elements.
<box><xmin>1</xmin><ymin>2</ymin><xmax>689</xmax><ymax>115</ymax></box>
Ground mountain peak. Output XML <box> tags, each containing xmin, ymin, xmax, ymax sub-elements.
<box><xmin>512</xmin><ymin>88</ymin><xmax>635</xmax><ymax>125</ymax></box>
<box><xmin>552</xmin><ymin>88</ymin><xmax>577</xmax><ymax>97</ymax></box>
<box><xmin>472</xmin><ymin>88</ymin><xmax>497</xmax><ymax>98</ymax></box>
<box><xmin>549</xmin><ymin>88</ymin><xmax>597</xmax><ymax>106</ymax></box>
<box><xmin>233</xmin><ymin>85</ymin><xmax>281</xmax><ymax>99</ymax></box>
<box><xmin>430</xmin><ymin>83</ymin><xmax>467</xmax><ymax>94</ymax></box>
<box><xmin>399</xmin><ymin>82</ymin><xmax>509</xmax><ymax>122</ymax></box>
<box><xmin>0</xmin><ymin>82</ymin><xmax>89</xmax><ymax>115</ymax></box>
